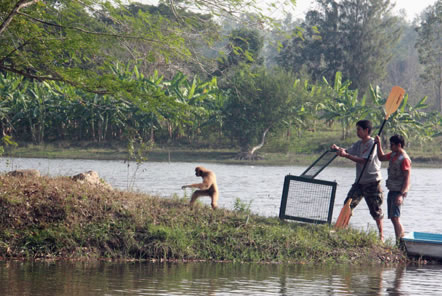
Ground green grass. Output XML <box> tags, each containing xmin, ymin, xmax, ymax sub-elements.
<box><xmin>0</xmin><ymin>174</ymin><xmax>406</xmax><ymax>264</ymax></box>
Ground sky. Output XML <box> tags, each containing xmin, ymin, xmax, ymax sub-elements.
<box><xmin>287</xmin><ymin>0</ymin><xmax>438</xmax><ymax>21</ymax></box>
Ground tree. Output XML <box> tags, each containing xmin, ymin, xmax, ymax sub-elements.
<box><xmin>215</xmin><ymin>27</ymin><xmax>264</xmax><ymax>75</ymax></box>
<box><xmin>0</xmin><ymin>0</ymin><xmax>191</xmax><ymax>94</ymax></box>
<box><xmin>221</xmin><ymin>66</ymin><xmax>303</xmax><ymax>158</ymax></box>
<box><xmin>115</xmin><ymin>2</ymin><xmax>221</xmax><ymax>79</ymax></box>
<box><xmin>1</xmin><ymin>0</ymin><xmax>295</xmax><ymax>94</ymax></box>
<box><xmin>415</xmin><ymin>0</ymin><xmax>442</xmax><ymax>112</ymax></box>
<box><xmin>381</xmin><ymin>18</ymin><xmax>425</xmax><ymax>105</ymax></box>
<box><xmin>1</xmin><ymin>0</ymin><xmax>297</xmax><ymax>151</ymax></box>
<box><xmin>277</xmin><ymin>0</ymin><xmax>402</xmax><ymax>95</ymax></box>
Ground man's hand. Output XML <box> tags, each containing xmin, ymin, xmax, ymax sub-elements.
<box><xmin>181</xmin><ymin>185</ymin><xmax>187</xmax><ymax>189</ymax></box>
<box><xmin>374</xmin><ymin>135</ymin><xmax>381</xmax><ymax>145</ymax></box>
<box><xmin>331</xmin><ymin>144</ymin><xmax>348</xmax><ymax>157</ymax></box>
<box><xmin>396</xmin><ymin>195</ymin><xmax>404</xmax><ymax>206</ymax></box>
<box><xmin>336</xmin><ymin>148</ymin><xmax>348</xmax><ymax>158</ymax></box>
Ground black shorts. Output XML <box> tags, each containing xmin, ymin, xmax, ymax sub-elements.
<box><xmin>344</xmin><ymin>181</ymin><xmax>384</xmax><ymax>220</ymax></box>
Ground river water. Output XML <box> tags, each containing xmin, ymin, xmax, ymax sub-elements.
<box><xmin>1</xmin><ymin>261</ymin><xmax>442</xmax><ymax>295</ymax></box>
<box><xmin>0</xmin><ymin>157</ymin><xmax>441</xmax><ymax>295</ymax></box>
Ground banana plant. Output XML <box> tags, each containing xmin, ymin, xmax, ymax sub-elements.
<box><xmin>321</xmin><ymin>72</ymin><xmax>368</xmax><ymax>139</ymax></box>
<box><xmin>8</xmin><ymin>79</ymin><xmax>56</xmax><ymax>143</ymax></box>
<box><xmin>368</xmin><ymin>85</ymin><xmax>439</xmax><ymax>146</ymax></box>
<box><xmin>386</xmin><ymin>95</ymin><xmax>432</xmax><ymax>145</ymax></box>
<box><xmin>0</xmin><ymin>73</ymin><xmax>22</xmax><ymax>141</ymax></box>
<box><xmin>166</xmin><ymin>72</ymin><xmax>219</xmax><ymax>105</ymax></box>
<box><xmin>0</xmin><ymin>73</ymin><xmax>23</xmax><ymax>100</ymax></box>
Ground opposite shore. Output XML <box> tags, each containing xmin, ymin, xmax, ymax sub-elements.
<box><xmin>4</xmin><ymin>144</ymin><xmax>442</xmax><ymax>168</ymax></box>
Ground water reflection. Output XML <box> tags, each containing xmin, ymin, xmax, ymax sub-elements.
<box><xmin>1</xmin><ymin>261</ymin><xmax>441</xmax><ymax>295</ymax></box>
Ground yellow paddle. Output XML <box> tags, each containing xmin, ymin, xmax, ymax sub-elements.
<box><xmin>335</xmin><ymin>198</ymin><xmax>352</xmax><ymax>228</ymax></box>
<box><xmin>335</xmin><ymin>86</ymin><xmax>405</xmax><ymax>229</ymax></box>
<box><xmin>384</xmin><ymin>86</ymin><xmax>406</xmax><ymax>120</ymax></box>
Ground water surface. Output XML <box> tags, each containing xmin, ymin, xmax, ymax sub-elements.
<box><xmin>1</xmin><ymin>261</ymin><xmax>442</xmax><ymax>295</ymax></box>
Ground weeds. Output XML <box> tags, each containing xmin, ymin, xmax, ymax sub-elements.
<box><xmin>233</xmin><ymin>198</ymin><xmax>252</xmax><ymax>214</ymax></box>
<box><xmin>125</xmin><ymin>132</ymin><xmax>153</xmax><ymax>191</ymax></box>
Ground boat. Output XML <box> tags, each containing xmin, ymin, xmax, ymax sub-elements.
<box><xmin>402</xmin><ymin>232</ymin><xmax>442</xmax><ymax>259</ymax></box>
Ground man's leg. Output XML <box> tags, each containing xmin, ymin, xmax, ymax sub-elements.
<box><xmin>362</xmin><ymin>181</ymin><xmax>384</xmax><ymax>241</ymax></box>
<box><xmin>391</xmin><ymin>217</ymin><xmax>404</xmax><ymax>241</ymax></box>
<box><xmin>388</xmin><ymin>191</ymin><xmax>404</xmax><ymax>243</ymax></box>
<box><xmin>375</xmin><ymin>218</ymin><xmax>384</xmax><ymax>242</ymax></box>
<box><xmin>345</xmin><ymin>183</ymin><xmax>363</xmax><ymax>210</ymax></box>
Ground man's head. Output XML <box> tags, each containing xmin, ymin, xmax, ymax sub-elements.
<box><xmin>389</xmin><ymin>134</ymin><xmax>405</xmax><ymax>151</ymax></box>
<box><xmin>356</xmin><ymin>120</ymin><xmax>372</xmax><ymax>134</ymax></box>
<box><xmin>356</xmin><ymin>120</ymin><xmax>372</xmax><ymax>139</ymax></box>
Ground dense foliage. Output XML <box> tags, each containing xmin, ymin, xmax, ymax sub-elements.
<box><xmin>0</xmin><ymin>68</ymin><xmax>440</xmax><ymax>156</ymax></box>
<box><xmin>0</xmin><ymin>0</ymin><xmax>192</xmax><ymax>93</ymax></box>
<box><xmin>1</xmin><ymin>0</ymin><xmax>441</xmax><ymax>156</ymax></box>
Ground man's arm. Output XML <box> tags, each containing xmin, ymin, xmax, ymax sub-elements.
<box><xmin>339</xmin><ymin>150</ymin><xmax>367</xmax><ymax>164</ymax></box>
<box><xmin>400</xmin><ymin>160</ymin><xmax>411</xmax><ymax>196</ymax></box>
<box><xmin>345</xmin><ymin>153</ymin><xmax>367</xmax><ymax>164</ymax></box>
<box><xmin>401</xmin><ymin>170</ymin><xmax>410</xmax><ymax>195</ymax></box>
<box><xmin>375</xmin><ymin>136</ymin><xmax>389</xmax><ymax>161</ymax></box>
<box><xmin>332</xmin><ymin>143</ymin><xmax>367</xmax><ymax>164</ymax></box>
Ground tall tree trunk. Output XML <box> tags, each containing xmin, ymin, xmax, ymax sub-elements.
<box><xmin>249</xmin><ymin>127</ymin><xmax>270</xmax><ymax>155</ymax></box>
<box><xmin>150</xmin><ymin>125</ymin><xmax>155</xmax><ymax>143</ymax></box>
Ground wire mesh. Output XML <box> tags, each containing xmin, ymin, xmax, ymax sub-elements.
<box><xmin>300</xmin><ymin>150</ymin><xmax>338</xmax><ymax>179</ymax></box>
<box><xmin>279</xmin><ymin>175</ymin><xmax>337</xmax><ymax>224</ymax></box>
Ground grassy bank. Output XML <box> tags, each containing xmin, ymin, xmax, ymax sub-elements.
<box><xmin>0</xmin><ymin>174</ymin><xmax>405</xmax><ymax>264</ymax></box>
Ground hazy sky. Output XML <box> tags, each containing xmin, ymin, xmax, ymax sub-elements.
<box><xmin>288</xmin><ymin>0</ymin><xmax>438</xmax><ymax>20</ymax></box>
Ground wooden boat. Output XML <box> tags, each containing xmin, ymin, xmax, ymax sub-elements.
<box><xmin>402</xmin><ymin>232</ymin><xmax>442</xmax><ymax>259</ymax></box>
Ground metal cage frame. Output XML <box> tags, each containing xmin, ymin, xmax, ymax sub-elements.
<box><xmin>279</xmin><ymin>175</ymin><xmax>337</xmax><ymax>224</ymax></box>
<box><xmin>300</xmin><ymin>150</ymin><xmax>338</xmax><ymax>179</ymax></box>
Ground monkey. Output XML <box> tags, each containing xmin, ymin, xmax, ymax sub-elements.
<box><xmin>181</xmin><ymin>166</ymin><xmax>218</xmax><ymax>209</ymax></box>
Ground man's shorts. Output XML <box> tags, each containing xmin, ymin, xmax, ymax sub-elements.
<box><xmin>387</xmin><ymin>191</ymin><xmax>402</xmax><ymax>219</ymax></box>
<box><xmin>344</xmin><ymin>181</ymin><xmax>384</xmax><ymax>220</ymax></box>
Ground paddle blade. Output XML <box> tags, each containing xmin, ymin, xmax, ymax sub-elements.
<box><xmin>384</xmin><ymin>86</ymin><xmax>405</xmax><ymax>119</ymax></box>
<box><xmin>335</xmin><ymin>198</ymin><xmax>352</xmax><ymax>229</ymax></box>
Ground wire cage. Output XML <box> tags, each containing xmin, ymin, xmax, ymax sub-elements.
<box><xmin>300</xmin><ymin>150</ymin><xmax>337</xmax><ymax>179</ymax></box>
<box><xmin>279</xmin><ymin>175</ymin><xmax>337</xmax><ymax>224</ymax></box>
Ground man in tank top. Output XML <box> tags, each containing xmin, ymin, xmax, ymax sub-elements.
<box><xmin>331</xmin><ymin>120</ymin><xmax>384</xmax><ymax>241</ymax></box>
<box><xmin>375</xmin><ymin>134</ymin><xmax>411</xmax><ymax>243</ymax></box>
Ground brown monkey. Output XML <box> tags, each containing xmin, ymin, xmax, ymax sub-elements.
<box><xmin>181</xmin><ymin>166</ymin><xmax>218</xmax><ymax>209</ymax></box>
